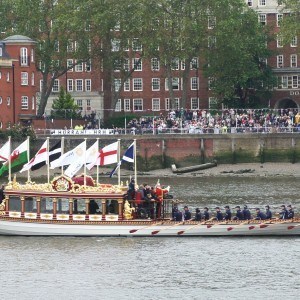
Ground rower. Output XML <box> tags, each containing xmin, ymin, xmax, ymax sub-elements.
<box><xmin>279</xmin><ymin>205</ymin><xmax>288</xmax><ymax>219</ymax></box>
<box><xmin>215</xmin><ymin>207</ymin><xmax>223</xmax><ymax>221</ymax></box>
<box><xmin>233</xmin><ymin>206</ymin><xmax>244</xmax><ymax>220</ymax></box>
<box><xmin>193</xmin><ymin>208</ymin><xmax>202</xmax><ymax>221</ymax></box>
<box><xmin>242</xmin><ymin>205</ymin><xmax>252</xmax><ymax>220</ymax></box>
<box><xmin>287</xmin><ymin>205</ymin><xmax>294</xmax><ymax>219</ymax></box>
<box><xmin>203</xmin><ymin>207</ymin><xmax>210</xmax><ymax>221</ymax></box>
<box><xmin>265</xmin><ymin>205</ymin><xmax>272</xmax><ymax>219</ymax></box>
<box><xmin>183</xmin><ymin>206</ymin><xmax>192</xmax><ymax>221</ymax></box>
<box><xmin>254</xmin><ymin>208</ymin><xmax>267</xmax><ymax>220</ymax></box>
<box><xmin>224</xmin><ymin>206</ymin><xmax>232</xmax><ymax>220</ymax></box>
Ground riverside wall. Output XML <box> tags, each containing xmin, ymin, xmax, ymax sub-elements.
<box><xmin>15</xmin><ymin>133</ymin><xmax>299</xmax><ymax>171</ymax></box>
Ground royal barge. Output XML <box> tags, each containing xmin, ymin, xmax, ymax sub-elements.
<box><xmin>0</xmin><ymin>175</ymin><xmax>299</xmax><ymax>237</ymax></box>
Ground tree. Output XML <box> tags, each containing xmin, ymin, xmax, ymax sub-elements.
<box><xmin>203</xmin><ymin>2</ymin><xmax>276</xmax><ymax>108</ymax></box>
<box><xmin>51</xmin><ymin>87</ymin><xmax>81</xmax><ymax>119</ymax></box>
<box><xmin>2</xmin><ymin>0</ymin><xmax>92</xmax><ymax>116</ymax></box>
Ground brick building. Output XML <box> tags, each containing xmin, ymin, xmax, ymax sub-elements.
<box><xmin>0</xmin><ymin>35</ymin><xmax>37</xmax><ymax>129</ymax></box>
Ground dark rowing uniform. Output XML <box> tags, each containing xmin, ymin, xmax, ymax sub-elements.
<box><xmin>265</xmin><ymin>209</ymin><xmax>272</xmax><ymax>219</ymax></box>
<box><xmin>216</xmin><ymin>211</ymin><xmax>223</xmax><ymax>221</ymax></box>
<box><xmin>224</xmin><ymin>209</ymin><xmax>232</xmax><ymax>220</ymax></box>
<box><xmin>203</xmin><ymin>211</ymin><xmax>210</xmax><ymax>221</ymax></box>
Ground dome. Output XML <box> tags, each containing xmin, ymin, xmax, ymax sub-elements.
<box><xmin>3</xmin><ymin>35</ymin><xmax>36</xmax><ymax>44</ymax></box>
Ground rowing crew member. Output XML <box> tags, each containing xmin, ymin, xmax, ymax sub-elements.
<box><xmin>203</xmin><ymin>207</ymin><xmax>210</xmax><ymax>221</ymax></box>
<box><xmin>183</xmin><ymin>206</ymin><xmax>192</xmax><ymax>221</ymax></box>
<box><xmin>193</xmin><ymin>208</ymin><xmax>202</xmax><ymax>221</ymax></box>
<box><xmin>254</xmin><ymin>208</ymin><xmax>267</xmax><ymax>220</ymax></box>
<box><xmin>243</xmin><ymin>205</ymin><xmax>252</xmax><ymax>220</ymax></box>
<box><xmin>233</xmin><ymin>206</ymin><xmax>244</xmax><ymax>220</ymax></box>
<box><xmin>279</xmin><ymin>205</ymin><xmax>289</xmax><ymax>219</ymax></box>
<box><xmin>265</xmin><ymin>205</ymin><xmax>272</xmax><ymax>219</ymax></box>
<box><xmin>287</xmin><ymin>204</ymin><xmax>294</xmax><ymax>219</ymax></box>
<box><xmin>215</xmin><ymin>207</ymin><xmax>223</xmax><ymax>221</ymax></box>
<box><xmin>224</xmin><ymin>206</ymin><xmax>232</xmax><ymax>220</ymax></box>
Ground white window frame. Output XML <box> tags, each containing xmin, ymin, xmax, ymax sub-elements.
<box><xmin>191</xmin><ymin>97</ymin><xmax>199</xmax><ymax>110</ymax></box>
<box><xmin>20</xmin><ymin>47</ymin><xmax>28</xmax><ymax>66</ymax></box>
<box><xmin>277</xmin><ymin>14</ymin><xmax>283</xmax><ymax>27</ymax></box>
<box><xmin>21</xmin><ymin>96</ymin><xmax>28</xmax><ymax>109</ymax></box>
<box><xmin>115</xmin><ymin>99</ymin><xmax>121</xmax><ymax>112</ymax></box>
<box><xmin>85</xmin><ymin>79</ymin><xmax>91</xmax><ymax>91</ymax></box>
<box><xmin>67</xmin><ymin>59</ymin><xmax>74</xmax><ymax>72</ymax></box>
<box><xmin>292</xmin><ymin>75</ymin><xmax>298</xmax><ymax>89</ymax></box>
<box><xmin>191</xmin><ymin>77</ymin><xmax>199</xmax><ymax>90</ymax></box>
<box><xmin>165</xmin><ymin>98</ymin><xmax>170</xmax><ymax>111</ymax></box>
<box><xmin>281</xmin><ymin>76</ymin><xmax>288</xmax><ymax>89</ymax></box>
<box><xmin>291</xmin><ymin>36</ymin><xmax>298</xmax><ymax>47</ymax></box>
<box><xmin>52</xmin><ymin>79</ymin><xmax>59</xmax><ymax>92</ymax></box>
<box><xmin>133</xmin><ymin>58</ymin><xmax>142</xmax><ymax>71</ymax></box>
<box><xmin>152</xmin><ymin>98</ymin><xmax>160</xmax><ymax>111</ymax></box>
<box><xmin>151</xmin><ymin>58</ymin><xmax>160</xmax><ymax>71</ymax></box>
<box><xmin>171</xmin><ymin>58</ymin><xmax>180</xmax><ymax>70</ymax></box>
<box><xmin>76</xmin><ymin>99</ymin><xmax>83</xmax><ymax>110</ymax></box>
<box><xmin>124</xmin><ymin>99</ymin><xmax>130</xmax><ymax>111</ymax></box>
<box><xmin>247</xmin><ymin>0</ymin><xmax>253</xmax><ymax>6</ymax></box>
<box><xmin>114</xmin><ymin>79</ymin><xmax>121</xmax><ymax>92</ymax></box>
<box><xmin>152</xmin><ymin>78</ymin><xmax>160</xmax><ymax>91</ymax></box>
<box><xmin>75</xmin><ymin>61</ymin><xmax>83</xmax><ymax>72</ymax></box>
<box><xmin>75</xmin><ymin>79</ymin><xmax>83</xmax><ymax>91</ymax></box>
<box><xmin>277</xmin><ymin>36</ymin><xmax>283</xmax><ymax>48</ymax></box>
<box><xmin>132</xmin><ymin>39</ymin><xmax>142</xmax><ymax>51</ymax></box>
<box><xmin>133</xmin><ymin>78</ymin><xmax>143</xmax><ymax>91</ymax></box>
<box><xmin>30</xmin><ymin>49</ymin><xmax>34</xmax><ymax>62</ymax></box>
<box><xmin>21</xmin><ymin>72</ymin><xmax>28</xmax><ymax>85</ymax></box>
<box><xmin>259</xmin><ymin>14</ymin><xmax>266</xmax><ymax>25</ymax></box>
<box><xmin>124</xmin><ymin>79</ymin><xmax>130</xmax><ymax>91</ymax></box>
<box><xmin>259</xmin><ymin>0</ymin><xmax>266</xmax><ymax>6</ymax></box>
<box><xmin>277</xmin><ymin>55</ymin><xmax>284</xmax><ymax>68</ymax></box>
<box><xmin>67</xmin><ymin>79</ymin><xmax>73</xmax><ymax>92</ymax></box>
<box><xmin>290</xmin><ymin>55</ymin><xmax>297</xmax><ymax>68</ymax></box>
<box><xmin>209</xmin><ymin>97</ymin><xmax>218</xmax><ymax>109</ymax></box>
<box><xmin>31</xmin><ymin>72</ymin><xmax>35</xmax><ymax>86</ymax></box>
<box><xmin>32</xmin><ymin>96</ymin><xmax>35</xmax><ymax>110</ymax></box>
<box><xmin>133</xmin><ymin>98</ymin><xmax>143</xmax><ymax>111</ymax></box>
<box><xmin>7</xmin><ymin>96</ymin><xmax>10</xmax><ymax>106</ymax></box>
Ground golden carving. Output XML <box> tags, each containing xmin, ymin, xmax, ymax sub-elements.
<box><xmin>123</xmin><ymin>200</ymin><xmax>135</xmax><ymax>220</ymax></box>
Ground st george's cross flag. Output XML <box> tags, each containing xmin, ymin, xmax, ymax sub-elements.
<box><xmin>0</xmin><ymin>140</ymin><xmax>28</xmax><ymax>177</ymax></box>
<box><xmin>86</xmin><ymin>141</ymin><xmax>118</xmax><ymax>170</ymax></box>
<box><xmin>0</xmin><ymin>141</ymin><xmax>10</xmax><ymax>162</ymax></box>
<box><xmin>20</xmin><ymin>140</ymin><xmax>47</xmax><ymax>173</ymax></box>
<box><xmin>109</xmin><ymin>142</ymin><xmax>134</xmax><ymax>177</ymax></box>
<box><xmin>50</xmin><ymin>140</ymin><xmax>86</xmax><ymax>169</ymax></box>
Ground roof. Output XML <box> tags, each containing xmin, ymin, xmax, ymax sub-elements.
<box><xmin>3</xmin><ymin>35</ymin><xmax>36</xmax><ymax>44</ymax></box>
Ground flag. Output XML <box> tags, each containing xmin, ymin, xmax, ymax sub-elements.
<box><xmin>50</xmin><ymin>140</ymin><xmax>86</xmax><ymax>169</ymax></box>
<box><xmin>0</xmin><ymin>141</ymin><xmax>10</xmax><ymax>162</ymax></box>
<box><xmin>0</xmin><ymin>140</ymin><xmax>28</xmax><ymax>177</ymax></box>
<box><xmin>20</xmin><ymin>140</ymin><xmax>47</xmax><ymax>173</ymax></box>
<box><xmin>109</xmin><ymin>142</ymin><xmax>134</xmax><ymax>177</ymax></box>
<box><xmin>64</xmin><ymin>141</ymin><xmax>98</xmax><ymax>177</ymax></box>
<box><xmin>87</xmin><ymin>141</ymin><xmax>118</xmax><ymax>170</ymax></box>
<box><xmin>31</xmin><ymin>140</ymin><xmax>61</xmax><ymax>171</ymax></box>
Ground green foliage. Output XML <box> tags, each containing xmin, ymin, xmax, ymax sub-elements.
<box><xmin>103</xmin><ymin>114</ymin><xmax>136</xmax><ymax>128</ymax></box>
<box><xmin>51</xmin><ymin>87</ymin><xmax>82</xmax><ymax>119</ymax></box>
<box><xmin>0</xmin><ymin>124</ymin><xmax>36</xmax><ymax>142</ymax></box>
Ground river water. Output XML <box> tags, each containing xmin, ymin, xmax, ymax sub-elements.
<box><xmin>0</xmin><ymin>176</ymin><xmax>299</xmax><ymax>300</ymax></box>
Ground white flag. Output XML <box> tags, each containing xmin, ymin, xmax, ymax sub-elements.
<box><xmin>0</xmin><ymin>141</ymin><xmax>10</xmax><ymax>162</ymax></box>
<box><xmin>85</xmin><ymin>140</ymin><xmax>99</xmax><ymax>164</ymax></box>
<box><xmin>50</xmin><ymin>140</ymin><xmax>86</xmax><ymax>169</ymax></box>
<box><xmin>87</xmin><ymin>141</ymin><xmax>118</xmax><ymax>170</ymax></box>
<box><xmin>20</xmin><ymin>140</ymin><xmax>48</xmax><ymax>173</ymax></box>
<box><xmin>64</xmin><ymin>162</ymin><xmax>83</xmax><ymax>178</ymax></box>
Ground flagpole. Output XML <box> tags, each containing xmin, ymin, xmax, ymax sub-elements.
<box><xmin>27</xmin><ymin>136</ymin><xmax>30</xmax><ymax>182</ymax></box>
<box><xmin>8</xmin><ymin>136</ymin><xmax>11</xmax><ymax>183</ymax></box>
<box><xmin>117</xmin><ymin>139</ymin><xmax>121</xmax><ymax>186</ymax></box>
<box><xmin>134</xmin><ymin>139</ymin><xmax>137</xmax><ymax>186</ymax></box>
<box><xmin>46</xmin><ymin>137</ymin><xmax>50</xmax><ymax>184</ymax></box>
<box><xmin>61</xmin><ymin>137</ymin><xmax>64</xmax><ymax>176</ymax></box>
<box><xmin>84</xmin><ymin>138</ymin><xmax>87</xmax><ymax>187</ymax></box>
<box><xmin>96</xmin><ymin>138</ymin><xmax>99</xmax><ymax>185</ymax></box>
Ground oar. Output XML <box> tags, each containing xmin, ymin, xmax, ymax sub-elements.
<box><xmin>177</xmin><ymin>218</ymin><xmax>214</xmax><ymax>235</ymax></box>
<box><xmin>151</xmin><ymin>220</ymin><xmax>187</xmax><ymax>235</ymax></box>
<box><xmin>129</xmin><ymin>221</ymin><xmax>163</xmax><ymax>234</ymax></box>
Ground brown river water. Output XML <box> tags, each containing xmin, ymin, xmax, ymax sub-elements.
<box><xmin>0</xmin><ymin>176</ymin><xmax>299</xmax><ymax>300</ymax></box>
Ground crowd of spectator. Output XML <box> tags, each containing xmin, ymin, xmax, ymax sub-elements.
<box><xmin>126</xmin><ymin>108</ymin><xmax>300</xmax><ymax>134</ymax></box>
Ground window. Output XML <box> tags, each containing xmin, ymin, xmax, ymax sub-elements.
<box><xmin>86</xmin><ymin>99</ymin><xmax>91</xmax><ymax>111</ymax></box>
<box><xmin>31</xmin><ymin>49</ymin><xmax>34</xmax><ymax>62</ymax></box>
<box><xmin>277</xmin><ymin>14</ymin><xmax>283</xmax><ymax>27</ymax></box>
<box><xmin>281</xmin><ymin>76</ymin><xmax>288</xmax><ymax>88</ymax></box>
<box><xmin>31</xmin><ymin>72</ymin><xmax>35</xmax><ymax>86</ymax></box>
<box><xmin>7</xmin><ymin>97</ymin><xmax>10</xmax><ymax>106</ymax></box>
<box><xmin>181</xmin><ymin>61</ymin><xmax>185</xmax><ymax>70</ymax></box>
<box><xmin>75</xmin><ymin>79</ymin><xmax>83</xmax><ymax>91</ymax></box>
<box><xmin>190</xmin><ymin>58</ymin><xmax>199</xmax><ymax>69</ymax></box>
<box><xmin>54</xmin><ymin>41</ymin><xmax>59</xmax><ymax>52</ymax></box>
<box><xmin>132</xmin><ymin>39</ymin><xmax>142</xmax><ymax>51</ymax></box>
<box><xmin>52</xmin><ymin>79</ymin><xmax>59</xmax><ymax>92</ymax></box>
<box><xmin>165</xmin><ymin>98</ymin><xmax>170</xmax><ymax>111</ymax></box>
<box><xmin>21</xmin><ymin>96</ymin><xmax>28</xmax><ymax>109</ymax></box>
<box><xmin>124</xmin><ymin>58</ymin><xmax>130</xmax><ymax>71</ymax></box>
<box><xmin>152</xmin><ymin>78</ymin><xmax>160</xmax><ymax>91</ymax></box>
<box><xmin>291</xmin><ymin>36</ymin><xmax>298</xmax><ymax>47</ymax></box>
<box><xmin>133</xmin><ymin>99</ymin><xmax>143</xmax><ymax>111</ymax></box>
<box><xmin>20</xmin><ymin>47</ymin><xmax>28</xmax><ymax>66</ymax></box>
<box><xmin>165</xmin><ymin>78</ymin><xmax>180</xmax><ymax>91</ymax></box>
<box><xmin>191</xmin><ymin>77</ymin><xmax>199</xmax><ymax>90</ymax></box>
<box><xmin>171</xmin><ymin>58</ymin><xmax>179</xmax><ymax>70</ymax></box>
<box><xmin>277</xmin><ymin>55</ymin><xmax>284</xmax><ymax>68</ymax></box>
<box><xmin>67</xmin><ymin>79</ymin><xmax>73</xmax><ymax>92</ymax></box>
<box><xmin>67</xmin><ymin>59</ymin><xmax>74</xmax><ymax>72</ymax></box>
<box><xmin>247</xmin><ymin>0</ymin><xmax>253</xmax><ymax>6</ymax></box>
<box><xmin>174</xmin><ymin>98</ymin><xmax>180</xmax><ymax>110</ymax></box>
<box><xmin>21</xmin><ymin>72</ymin><xmax>28</xmax><ymax>85</ymax></box>
<box><xmin>259</xmin><ymin>14</ymin><xmax>266</xmax><ymax>26</ymax></box>
<box><xmin>115</xmin><ymin>99</ymin><xmax>121</xmax><ymax>111</ymax></box>
<box><xmin>111</xmin><ymin>39</ymin><xmax>120</xmax><ymax>52</ymax></box>
<box><xmin>124</xmin><ymin>99</ymin><xmax>130</xmax><ymax>111</ymax></box>
<box><xmin>291</xmin><ymin>55</ymin><xmax>297</xmax><ymax>68</ymax></box>
<box><xmin>151</xmin><ymin>58</ymin><xmax>160</xmax><ymax>71</ymax></box>
<box><xmin>76</xmin><ymin>99</ymin><xmax>83</xmax><ymax>110</ymax></box>
<box><xmin>209</xmin><ymin>97</ymin><xmax>218</xmax><ymax>109</ymax></box>
<box><xmin>85</xmin><ymin>60</ymin><xmax>91</xmax><ymax>72</ymax></box>
<box><xmin>277</xmin><ymin>36</ymin><xmax>283</xmax><ymax>48</ymax></box>
<box><xmin>259</xmin><ymin>0</ymin><xmax>266</xmax><ymax>5</ymax></box>
<box><xmin>0</xmin><ymin>97</ymin><xmax>2</xmax><ymax>104</ymax></box>
<box><xmin>75</xmin><ymin>61</ymin><xmax>83</xmax><ymax>72</ymax></box>
<box><xmin>124</xmin><ymin>79</ymin><xmax>130</xmax><ymax>91</ymax></box>
<box><xmin>208</xmin><ymin>16</ymin><xmax>216</xmax><ymax>29</ymax></box>
<box><xmin>208</xmin><ymin>77</ymin><xmax>214</xmax><ymax>90</ymax></box>
<box><xmin>67</xmin><ymin>40</ymin><xmax>74</xmax><ymax>52</ymax></box>
<box><xmin>133</xmin><ymin>78</ymin><xmax>143</xmax><ymax>91</ymax></box>
<box><xmin>208</xmin><ymin>36</ymin><xmax>216</xmax><ymax>48</ymax></box>
<box><xmin>191</xmin><ymin>98</ymin><xmax>199</xmax><ymax>110</ymax></box>
<box><xmin>152</xmin><ymin>98</ymin><xmax>160</xmax><ymax>111</ymax></box>
<box><xmin>85</xmin><ymin>79</ymin><xmax>91</xmax><ymax>91</ymax></box>
<box><xmin>133</xmin><ymin>58</ymin><xmax>142</xmax><ymax>71</ymax></box>
<box><xmin>32</xmin><ymin>96</ymin><xmax>35</xmax><ymax>110</ymax></box>
<box><xmin>292</xmin><ymin>76</ymin><xmax>298</xmax><ymax>88</ymax></box>
<box><xmin>6</xmin><ymin>72</ymin><xmax>10</xmax><ymax>82</ymax></box>
<box><xmin>114</xmin><ymin>79</ymin><xmax>121</xmax><ymax>92</ymax></box>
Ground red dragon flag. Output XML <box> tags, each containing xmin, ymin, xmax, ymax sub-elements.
<box><xmin>20</xmin><ymin>140</ymin><xmax>47</xmax><ymax>173</ymax></box>
<box><xmin>0</xmin><ymin>140</ymin><xmax>28</xmax><ymax>177</ymax></box>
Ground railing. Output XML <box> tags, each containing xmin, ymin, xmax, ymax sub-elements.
<box><xmin>35</xmin><ymin>126</ymin><xmax>300</xmax><ymax>136</ymax></box>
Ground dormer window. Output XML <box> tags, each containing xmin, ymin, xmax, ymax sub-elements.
<box><xmin>20</xmin><ymin>47</ymin><xmax>28</xmax><ymax>66</ymax></box>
